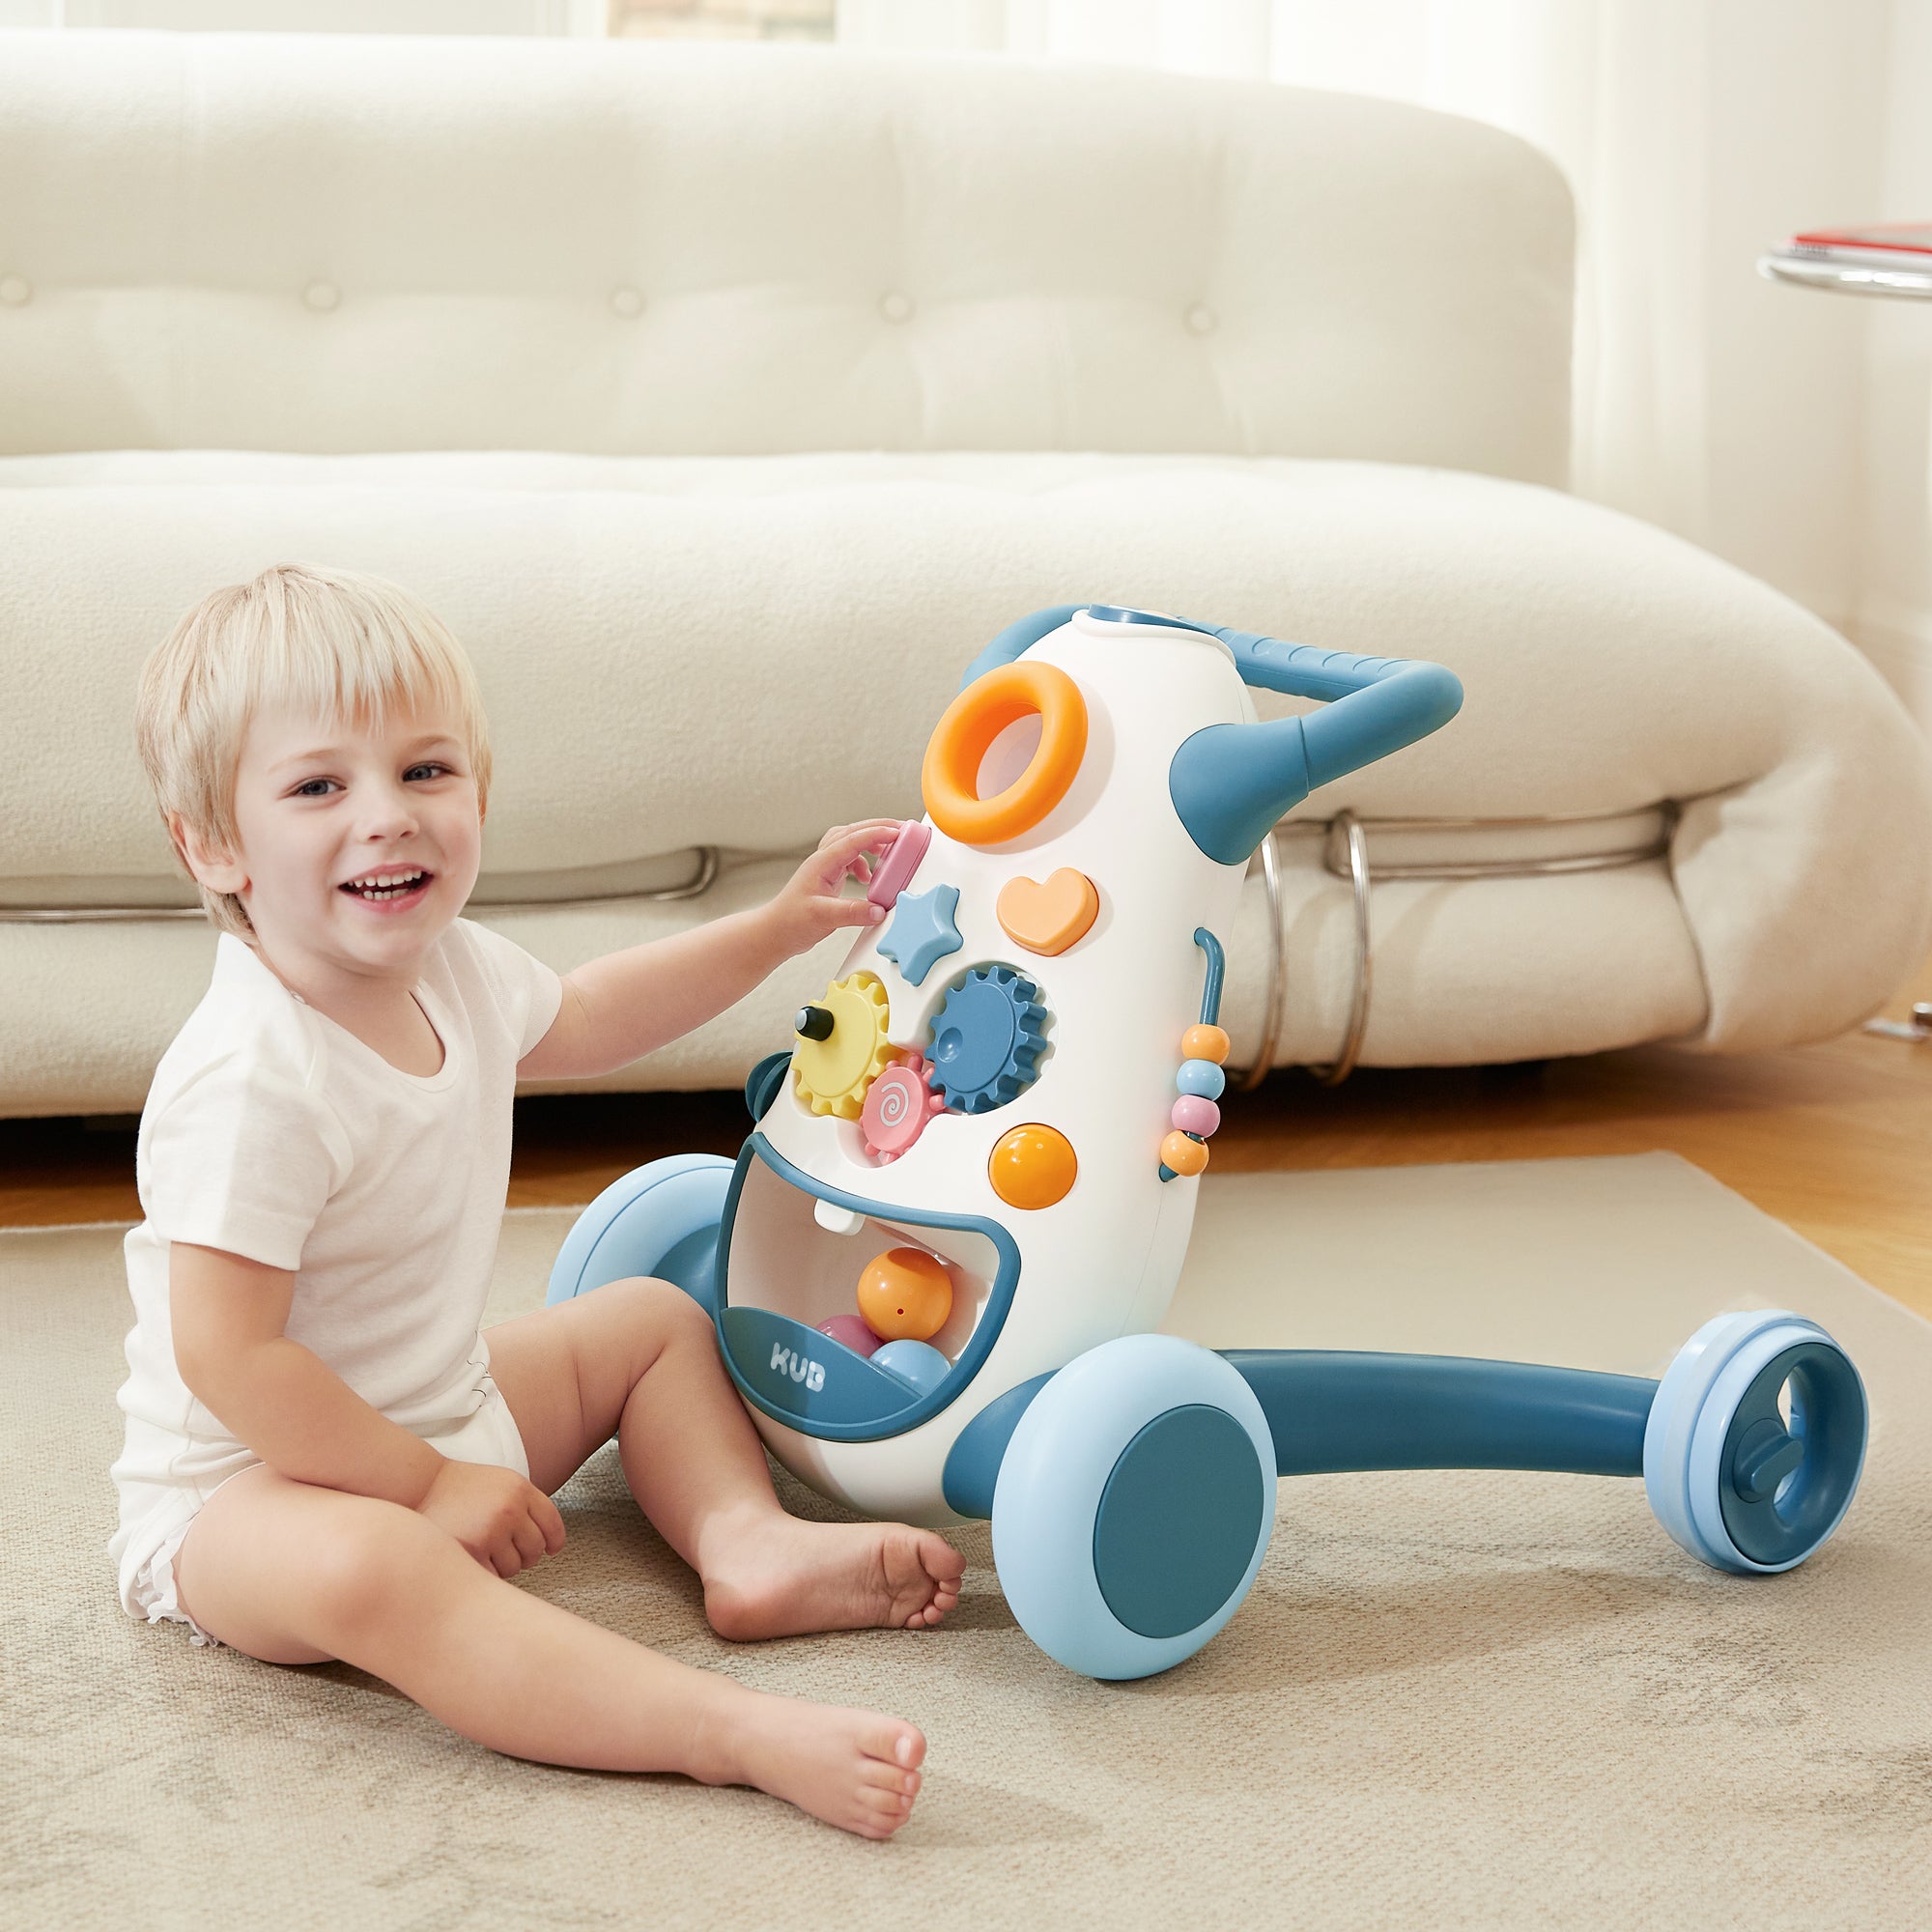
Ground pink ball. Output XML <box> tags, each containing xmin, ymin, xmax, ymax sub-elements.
<box><xmin>817</xmin><ymin>1314</ymin><xmax>882</xmax><ymax>1358</ymax></box>
<box><xmin>1171</xmin><ymin>1094</ymin><xmax>1221</xmax><ymax>1137</ymax></box>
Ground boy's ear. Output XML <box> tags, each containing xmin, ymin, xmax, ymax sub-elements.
<box><xmin>169</xmin><ymin>813</ymin><xmax>249</xmax><ymax>895</ymax></box>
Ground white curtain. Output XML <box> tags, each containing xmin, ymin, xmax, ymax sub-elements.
<box><xmin>838</xmin><ymin>0</ymin><xmax>1922</xmax><ymax>690</ymax></box>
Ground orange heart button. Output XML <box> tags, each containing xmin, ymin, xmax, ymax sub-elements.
<box><xmin>997</xmin><ymin>867</ymin><xmax>1099</xmax><ymax>956</ymax></box>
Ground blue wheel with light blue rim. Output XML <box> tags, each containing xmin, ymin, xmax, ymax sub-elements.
<box><xmin>1642</xmin><ymin>1309</ymin><xmax>1867</xmax><ymax>1575</ymax></box>
<box><xmin>546</xmin><ymin>1153</ymin><xmax>735</xmax><ymax>1318</ymax></box>
<box><xmin>991</xmin><ymin>1334</ymin><xmax>1275</xmax><ymax>1680</ymax></box>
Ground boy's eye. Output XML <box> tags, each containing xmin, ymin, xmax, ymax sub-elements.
<box><xmin>285</xmin><ymin>763</ymin><xmax>451</xmax><ymax>796</ymax></box>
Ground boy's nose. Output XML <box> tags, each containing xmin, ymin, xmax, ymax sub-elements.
<box><xmin>357</xmin><ymin>785</ymin><xmax>421</xmax><ymax>838</ymax></box>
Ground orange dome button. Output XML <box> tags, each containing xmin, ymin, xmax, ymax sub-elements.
<box><xmin>988</xmin><ymin>1122</ymin><xmax>1078</xmax><ymax>1209</ymax></box>
<box><xmin>856</xmin><ymin>1246</ymin><xmax>953</xmax><ymax>1342</ymax></box>
<box><xmin>997</xmin><ymin>867</ymin><xmax>1099</xmax><ymax>956</ymax></box>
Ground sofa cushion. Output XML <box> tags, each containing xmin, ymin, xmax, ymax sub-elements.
<box><xmin>0</xmin><ymin>34</ymin><xmax>1571</xmax><ymax>480</ymax></box>
<box><xmin>2</xmin><ymin>447</ymin><xmax>1926</xmax><ymax>1063</ymax></box>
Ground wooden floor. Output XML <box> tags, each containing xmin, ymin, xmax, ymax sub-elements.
<box><xmin>9</xmin><ymin>967</ymin><xmax>1932</xmax><ymax>1321</ymax></box>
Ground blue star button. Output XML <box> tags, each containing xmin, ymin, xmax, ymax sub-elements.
<box><xmin>878</xmin><ymin>883</ymin><xmax>963</xmax><ymax>987</ymax></box>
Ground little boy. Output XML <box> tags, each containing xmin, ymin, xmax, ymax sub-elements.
<box><xmin>111</xmin><ymin>563</ymin><xmax>963</xmax><ymax>1840</ymax></box>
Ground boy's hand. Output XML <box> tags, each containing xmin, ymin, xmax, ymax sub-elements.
<box><xmin>417</xmin><ymin>1459</ymin><xmax>567</xmax><ymax>1579</ymax></box>
<box><xmin>766</xmin><ymin>820</ymin><xmax>904</xmax><ymax>956</ymax></box>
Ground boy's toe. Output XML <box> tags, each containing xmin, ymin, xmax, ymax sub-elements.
<box><xmin>861</xmin><ymin>1717</ymin><xmax>924</xmax><ymax>1771</ymax></box>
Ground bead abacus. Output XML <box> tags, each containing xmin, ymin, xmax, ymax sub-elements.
<box><xmin>1159</xmin><ymin>930</ymin><xmax>1229</xmax><ymax>1180</ymax></box>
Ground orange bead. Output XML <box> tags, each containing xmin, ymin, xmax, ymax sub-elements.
<box><xmin>1161</xmin><ymin>1130</ymin><xmax>1209</xmax><ymax>1177</ymax></box>
<box><xmin>856</xmin><ymin>1246</ymin><xmax>953</xmax><ymax>1342</ymax></box>
<box><xmin>1181</xmin><ymin>1024</ymin><xmax>1231</xmax><ymax>1065</ymax></box>
<box><xmin>987</xmin><ymin>1122</ymin><xmax>1078</xmax><ymax>1209</ymax></box>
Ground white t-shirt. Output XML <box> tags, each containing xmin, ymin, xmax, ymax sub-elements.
<box><xmin>110</xmin><ymin>919</ymin><xmax>564</xmax><ymax>1575</ymax></box>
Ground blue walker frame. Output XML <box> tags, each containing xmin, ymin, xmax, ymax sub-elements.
<box><xmin>548</xmin><ymin>607</ymin><xmax>1870</xmax><ymax>1681</ymax></box>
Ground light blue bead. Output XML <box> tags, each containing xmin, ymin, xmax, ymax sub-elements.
<box><xmin>871</xmin><ymin>1339</ymin><xmax>950</xmax><ymax>1397</ymax></box>
<box><xmin>1176</xmin><ymin>1058</ymin><xmax>1225</xmax><ymax>1100</ymax></box>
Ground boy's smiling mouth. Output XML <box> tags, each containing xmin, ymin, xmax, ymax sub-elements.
<box><xmin>340</xmin><ymin>867</ymin><xmax>434</xmax><ymax>906</ymax></box>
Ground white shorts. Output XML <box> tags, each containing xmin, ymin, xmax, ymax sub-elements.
<box><xmin>112</xmin><ymin>1378</ymin><xmax>531</xmax><ymax>1645</ymax></box>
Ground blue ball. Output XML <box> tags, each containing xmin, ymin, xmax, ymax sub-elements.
<box><xmin>871</xmin><ymin>1339</ymin><xmax>950</xmax><ymax>1397</ymax></box>
<box><xmin>1176</xmin><ymin>1057</ymin><xmax>1226</xmax><ymax>1100</ymax></box>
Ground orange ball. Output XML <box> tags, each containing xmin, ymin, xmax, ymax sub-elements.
<box><xmin>1181</xmin><ymin>1024</ymin><xmax>1231</xmax><ymax>1065</ymax></box>
<box><xmin>988</xmin><ymin>1122</ymin><xmax>1078</xmax><ymax>1210</ymax></box>
<box><xmin>1161</xmin><ymin>1130</ymin><xmax>1209</xmax><ymax>1177</ymax></box>
<box><xmin>856</xmin><ymin>1246</ymin><xmax>953</xmax><ymax>1342</ymax></box>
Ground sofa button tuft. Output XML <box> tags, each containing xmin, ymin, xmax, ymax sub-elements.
<box><xmin>303</xmin><ymin>279</ymin><xmax>341</xmax><ymax>313</ymax></box>
<box><xmin>1185</xmin><ymin>302</ymin><xmax>1217</xmax><ymax>336</ymax></box>
<box><xmin>611</xmin><ymin>285</ymin><xmax>644</xmax><ymax>319</ymax></box>
<box><xmin>880</xmin><ymin>291</ymin><xmax>915</xmax><ymax>325</ymax></box>
<box><xmin>0</xmin><ymin>275</ymin><xmax>32</xmax><ymax>307</ymax></box>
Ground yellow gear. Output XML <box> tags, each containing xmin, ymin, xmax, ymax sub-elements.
<box><xmin>792</xmin><ymin>972</ymin><xmax>894</xmax><ymax>1120</ymax></box>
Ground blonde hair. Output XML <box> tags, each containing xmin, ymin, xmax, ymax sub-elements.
<box><xmin>135</xmin><ymin>564</ymin><xmax>493</xmax><ymax>939</ymax></box>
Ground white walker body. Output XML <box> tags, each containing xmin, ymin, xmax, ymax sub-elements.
<box><xmin>742</xmin><ymin>612</ymin><xmax>1251</xmax><ymax>1523</ymax></box>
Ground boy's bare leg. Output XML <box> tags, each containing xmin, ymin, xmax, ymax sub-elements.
<box><xmin>485</xmin><ymin>1278</ymin><xmax>965</xmax><ymax>1640</ymax></box>
<box><xmin>172</xmin><ymin>1465</ymin><xmax>925</xmax><ymax>1838</ymax></box>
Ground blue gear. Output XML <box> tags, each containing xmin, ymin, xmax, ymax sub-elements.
<box><xmin>925</xmin><ymin>965</ymin><xmax>1049</xmax><ymax>1114</ymax></box>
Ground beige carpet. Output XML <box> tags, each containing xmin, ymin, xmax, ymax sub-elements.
<box><xmin>5</xmin><ymin>1151</ymin><xmax>1929</xmax><ymax>1931</ymax></box>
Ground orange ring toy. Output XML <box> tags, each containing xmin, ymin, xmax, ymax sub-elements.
<box><xmin>921</xmin><ymin>661</ymin><xmax>1088</xmax><ymax>847</ymax></box>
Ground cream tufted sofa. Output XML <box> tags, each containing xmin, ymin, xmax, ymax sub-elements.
<box><xmin>3</xmin><ymin>28</ymin><xmax>1929</xmax><ymax>1119</ymax></box>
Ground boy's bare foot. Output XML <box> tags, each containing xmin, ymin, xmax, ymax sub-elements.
<box><xmin>705</xmin><ymin>1690</ymin><xmax>926</xmax><ymax>1839</ymax></box>
<box><xmin>701</xmin><ymin>1512</ymin><xmax>964</xmax><ymax>1642</ymax></box>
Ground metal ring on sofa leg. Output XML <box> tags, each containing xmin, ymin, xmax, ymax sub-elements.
<box><xmin>1309</xmin><ymin>811</ymin><xmax>1373</xmax><ymax>1087</ymax></box>
<box><xmin>1229</xmin><ymin>828</ymin><xmax>1287</xmax><ymax>1093</ymax></box>
<box><xmin>641</xmin><ymin>845</ymin><xmax>721</xmax><ymax>901</ymax></box>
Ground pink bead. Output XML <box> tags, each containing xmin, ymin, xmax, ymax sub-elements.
<box><xmin>1171</xmin><ymin>1094</ymin><xmax>1221</xmax><ymax>1137</ymax></box>
<box><xmin>817</xmin><ymin>1314</ymin><xmax>882</xmax><ymax>1358</ymax></box>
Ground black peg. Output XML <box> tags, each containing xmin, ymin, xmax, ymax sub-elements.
<box><xmin>795</xmin><ymin>1004</ymin><xmax>835</xmax><ymax>1041</ymax></box>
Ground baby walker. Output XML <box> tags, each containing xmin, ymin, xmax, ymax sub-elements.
<box><xmin>550</xmin><ymin>605</ymin><xmax>1869</xmax><ymax>1681</ymax></box>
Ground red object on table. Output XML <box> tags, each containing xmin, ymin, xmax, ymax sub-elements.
<box><xmin>1785</xmin><ymin>221</ymin><xmax>1932</xmax><ymax>264</ymax></box>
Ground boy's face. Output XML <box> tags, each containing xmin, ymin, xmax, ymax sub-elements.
<box><xmin>183</xmin><ymin>700</ymin><xmax>483</xmax><ymax>986</ymax></box>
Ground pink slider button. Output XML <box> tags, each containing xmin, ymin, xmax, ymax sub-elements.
<box><xmin>1171</xmin><ymin>1094</ymin><xmax>1221</xmax><ymax>1137</ymax></box>
<box><xmin>867</xmin><ymin>819</ymin><xmax>931</xmax><ymax>909</ymax></box>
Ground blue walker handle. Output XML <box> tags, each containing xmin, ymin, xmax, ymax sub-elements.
<box><xmin>1196</xmin><ymin>625</ymin><xmax>1465</xmax><ymax>793</ymax></box>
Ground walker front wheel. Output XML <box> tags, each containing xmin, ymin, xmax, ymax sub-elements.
<box><xmin>991</xmin><ymin>1335</ymin><xmax>1275</xmax><ymax>1681</ymax></box>
<box><xmin>1643</xmin><ymin>1310</ymin><xmax>1867</xmax><ymax>1575</ymax></box>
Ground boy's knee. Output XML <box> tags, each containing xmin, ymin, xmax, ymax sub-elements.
<box><xmin>592</xmin><ymin>1273</ymin><xmax>711</xmax><ymax>1345</ymax></box>
<box><xmin>304</xmin><ymin>1500</ymin><xmax>452</xmax><ymax>1639</ymax></box>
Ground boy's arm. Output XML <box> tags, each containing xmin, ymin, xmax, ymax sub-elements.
<box><xmin>519</xmin><ymin>820</ymin><xmax>900</xmax><ymax>1081</ymax></box>
<box><xmin>170</xmin><ymin>1240</ymin><xmax>444</xmax><ymax>1504</ymax></box>
<box><xmin>170</xmin><ymin>1242</ymin><xmax>564</xmax><ymax>1573</ymax></box>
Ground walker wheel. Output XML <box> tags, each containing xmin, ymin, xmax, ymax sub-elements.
<box><xmin>991</xmin><ymin>1335</ymin><xmax>1275</xmax><ymax>1680</ymax></box>
<box><xmin>1643</xmin><ymin>1310</ymin><xmax>1867</xmax><ymax>1575</ymax></box>
<box><xmin>545</xmin><ymin>1154</ymin><xmax>734</xmax><ymax>1317</ymax></box>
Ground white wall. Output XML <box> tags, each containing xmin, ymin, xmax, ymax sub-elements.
<box><xmin>1696</xmin><ymin>9</ymin><xmax>1885</xmax><ymax>630</ymax></box>
<box><xmin>1254</xmin><ymin>0</ymin><xmax>1900</xmax><ymax>666</ymax></box>
<box><xmin>1851</xmin><ymin>0</ymin><xmax>1932</xmax><ymax>720</ymax></box>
